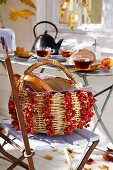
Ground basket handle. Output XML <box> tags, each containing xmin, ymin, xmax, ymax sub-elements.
<box><xmin>21</xmin><ymin>59</ymin><xmax>77</xmax><ymax>84</ymax></box>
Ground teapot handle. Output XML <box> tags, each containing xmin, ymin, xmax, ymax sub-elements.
<box><xmin>33</xmin><ymin>21</ymin><xmax>58</xmax><ymax>39</ymax></box>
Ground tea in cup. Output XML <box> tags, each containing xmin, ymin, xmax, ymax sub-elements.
<box><xmin>73</xmin><ymin>55</ymin><xmax>94</xmax><ymax>69</ymax></box>
<box><xmin>36</xmin><ymin>47</ymin><xmax>51</xmax><ymax>58</ymax></box>
<box><xmin>60</xmin><ymin>46</ymin><xmax>74</xmax><ymax>58</ymax></box>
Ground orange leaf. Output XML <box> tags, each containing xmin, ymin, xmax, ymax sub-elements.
<box><xmin>107</xmin><ymin>147</ymin><xmax>113</xmax><ymax>152</ymax></box>
<box><xmin>10</xmin><ymin>8</ymin><xmax>35</xmax><ymax>21</ymax></box>
<box><xmin>98</xmin><ymin>165</ymin><xmax>109</xmax><ymax>170</ymax></box>
<box><xmin>17</xmin><ymin>9</ymin><xmax>35</xmax><ymax>19</ymax></box>
<box><xmin>43</xmin><ymin>155</ymin><xmax>53</xmax><ymax>160</ymax></box>
<box><xmin>82</xmin><ymin>0</ymin><xmax>87</xmax><ymax>7</ymax></box>
<box><xmin>68</xmin><ymin>11</ymin><xmax>75</xmax><ymax>30</ymax></box>
<box><xmin>10</xmin><ymin>8</ymin><xmax>18</xmax><ymax>21</ymax></box>
<box><xmin>60</xmin><ymin>0</ymin><xmax>70</xmax><ymax>18</ymax></box>
<box><xmin>20</xmin><ymin>0</ymin><xmax>36</xmax><ymax>9</ymax></box>
<box><xmin>103</xmin><ymin>153</ymin><xmax>113</xmax><ymax>162</ymax></box>
<box><xmin>66</xmin><ymin>147</ymin><xmax>73</xmax><ymax>153</ymax></box>
<box><xmin>86</xmin><ymin>158</ymin><xmax>94</xmax><ymax>165</ymax></box>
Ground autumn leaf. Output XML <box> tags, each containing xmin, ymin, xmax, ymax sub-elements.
<box><xmin>82</xmin><ymin>0</ymin><xmax>87</xmax><ymax>7</ymax></box>
<box><xmin>98</xmin><ymin>165</ymin><xmax>109</xmax><ymax>170</ymax></box>
<box><xmin>43</xmin><ymin>155</ymin><xmax>53</xmax><ymax>160</ymax></box>
<box><xmin>1</xmin><ymin>129</ymin><xmax>7</xmax><ymax>134</ymax></box>
<box><xmin>0</xmin><ymin>0</ymin><xmax>7</xmax><ymax>5</ymax></box>
<box><xmin>103</xmin><ymin>153</ymin><xmax>113</xmax><ymax>162</ymax></box>
<box><xmin>107</xmin><ymin>147</ymin><xmax>113</xmax><ymax>152</ymax></box>
<box><xmin>85</xmin><ymin>4</ymin><xmax>91</xmax><ymax>18</ymax></box>
<box><xmin>66</xmin><ymin>147</ymin><xmax>73</xmax><ymax>153</ymax></box>
<box><xmin>17</xmin><ymin>9</ymin><xmax>35</xmax><ymax>19</ymax></box>
<box><xmin>10</xmin><ymin>8</ymin><xmax>35</xmax><ymax>21</ymax></box>
<box><xmin>10</xmin><ymin>8</ymin><xmax>18</xmax><ymax>21</ymax></box>
<box><xmin>20</xmin><ymin>0</ymin><xmax>36</xmax><ymax>9</ymax></box>
<box><xmin>86</xmin><ymin>158</ymin><xmax>94</xmax><ymax>165</ymax></box>
<box><xmin>60</xmin><ymin>0</ymin><xmax>70</xmax><ymax>18</ymax></box>
<box><xmin>66</xmin><ymin>148</ymin><xmax>75</xmax><ymax>158</ymax></box>
<box><xmin>68</xmin><ymin>11</ymin><xmax>75</xmax><ymax>30</ymax></box>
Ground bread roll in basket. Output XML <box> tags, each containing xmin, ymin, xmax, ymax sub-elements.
<box><xmin>9</xmin><ymin>59</ymin><xmax>96</xmax><ymax>136</ymax></box>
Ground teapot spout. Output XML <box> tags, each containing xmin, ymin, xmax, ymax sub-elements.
<box><xmin>56</xmin><ymin>38</ymin><xmax>63</xmax><ymax>50</ymax></box>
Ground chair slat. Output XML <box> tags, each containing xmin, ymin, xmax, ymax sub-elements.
<box><xmin>75</xmin><ymin>129</ymin><xmax>100</xmax><ymax>142</ymax></box>
<box><xmin>0</xmin><ymin>121</ymin><xmax>99</xmax><ymax>151</ymax></box>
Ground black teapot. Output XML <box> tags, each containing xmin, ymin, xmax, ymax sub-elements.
<box><xmin>31</xmin><ymin>21</ymin><xmax>63</xmax><ymax>55</ymax></box>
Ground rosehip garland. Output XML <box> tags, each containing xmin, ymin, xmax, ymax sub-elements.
<box><xmin>23</xmin><ymin>92</ymin><xmax>37</xmax><ymax>134</ymax></box>
<box><xmin>41</xmin><ymin>93</ymin><xmax>55</xmax><ymax>136</ymax></box>
<box><xmin>64</xmin><ymin>91</ymin><xmax>96</xmax><ymax>135</ymax></box>
<box><xmin>63</xmin><ymin>92</ymin><xmax>77</xmax><ymax>134</ymax></box>
<box><xmin>8</xmin><ymin>92</ymin><xmax>37</xmax><ymax>134</ymax></box>
<box><xmin>8</xmin><ymin>99</ymin><xmax>20</xmax><ymax>131</ymax></box>
<box><xmin>76</xmin><ymin>91</ymin><xmax>96</xmax><ymax>129</ymax></box>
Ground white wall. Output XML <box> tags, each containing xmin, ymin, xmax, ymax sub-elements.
<box><xmin>0</xmin><ymin>0</ymin><xmax>47</xmax><ymax>50</ymax></box>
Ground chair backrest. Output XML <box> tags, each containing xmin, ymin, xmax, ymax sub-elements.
<box><xmin>0</xmin><ymin>35</ymin><xmax>35</xmax><ymax>170</ymax></box>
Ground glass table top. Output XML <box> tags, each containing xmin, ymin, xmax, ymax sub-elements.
<box><xmin>0</xmin><ymin>54</ymin><xmax>113</xmax><ymax>77</ymax></box>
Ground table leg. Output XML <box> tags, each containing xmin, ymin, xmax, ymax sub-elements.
<box><xmin>0</xmin><ymin>60</ymin><xmax>6</xmax><ymax>69</ymax></box>
<box><xmin>82</xmin><ymin>75</ymin><xmax>113</xmax><ymax>144</ymax></box>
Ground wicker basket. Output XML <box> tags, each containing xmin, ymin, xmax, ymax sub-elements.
<box><xmin>8</xmin><ymin>59</ymin><xmax>96</xmax><ymax>136</ymax></box>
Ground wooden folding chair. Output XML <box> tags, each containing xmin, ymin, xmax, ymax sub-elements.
<box><xmin>0</xmin><ymin>36</ymin><xmax>100</xmax><ymax>170</ymax></box>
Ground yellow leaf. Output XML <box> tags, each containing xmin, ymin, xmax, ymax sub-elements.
<box><xmin>43</xmin><ymin>155</ymin><xmax>53</xmax><ymax>160</ymax></box>
<box><xmin>20</xmin><ymin>0</ymin><xmax>36</xmax><ymax>9</ymax></box>
<box><xmin>60</xmin><ymin>0</ymin><xmax>70</xmax><ymax>18</ymax></box>
<box><xmin>82</xmin><ymin>0</ymin><xmax>87</xmax><ymax>7</ymax></box>
<box><xmin>64</xmin><ymin>0</ymin><xmax>70</xmax><ymax>3</ymax></box>
<box><xmin>10</xmin><ymin>8</ymin><xmax>18</xmax><ymax>21</ymax></box>
<box><xmin>10</xmin><ymin>8</ymin><xmax>35</xmax><ymax>21</ymax></box>
<box><xmin>17</xmin><ymin>9</ymin><xmax>35</xmax><ymax>19</ymax></box>
<box><xmin>98</xmin><ymin>165</ymin><xmax>109</xmax><ymax>170</ymax></box>
<box><xmin>68</xmin><ymin>12</ymin><xmax>75</xmax><ymax>30</ymax></box>
<box><xmin>60</xmin><ymin>5</ymin><xmax>66</xmax><ymax>18</ymax></box>
<box><xmin>68</xmin><ymin>153</ymin><xmax>75</xmax><ymax>158</ymax></box>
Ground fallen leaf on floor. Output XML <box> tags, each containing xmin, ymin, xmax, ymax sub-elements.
<box><xmin>107</xmin><ymin>147</ymin><xmax>113</xmax><ymax>152</ymax></box>
<box><xmin>43</xmin><ymin>155</ymin><xmax>53</xmax><ymax>160</ymax></box>
<box><xmin>103</xmin><ymin>153</ymin><xmax>113</xmax><ymax>162</ymax></box>
<box><xmin>86</xmin><ymin>158</ymin><xmax>94</xmax><ymax>165</ymax></box>
<box><xmin>65</xmin><ymin>160</ymin><xmax>68</xmax><ymax>164</ymax></box>
<box><xmin>1</xmin><ymin>129</ymin><xmax>7</xmax><ymax>134</ymax></box>
<box><xmin>68</xmin><ymin>153</ymin><xmax>75</xmax><ymax>158</ymax></box>
<box><xmin>52</xmin><ymin>149</ymin><xmax>58</xmax><ymax>152</ymax></box>
<box><xmin>66</xmin><ymin>147</ymin><xmax>73</xmax><ymax>153</ymax></box>
<box><xmin>66</xmin><ymin>147</ymin><xmax>75</xmax><ymax>158</ymax></box>
<box><xmin>98</xmin><ymin>165</ymin><xmax>109</xmax><ymax>170</ymax></box>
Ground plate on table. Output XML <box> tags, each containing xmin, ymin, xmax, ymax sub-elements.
<box><xmin>72</xmin><ymin>63</ymin><xmax>101</xmax><ymax>72</ymax></box>
<box><xmin>62</xmin><ymin>62</ymin><xmax>75</xmax><ymax>69</ymax></box>
<box><xmin>28</xmin><ymin>55</ymin><xmax>67</xmax><ymax>63</ymax></box>
<box><xmin>13</xmin><ymin>56</ymin><xmax>29</xmax><ymax>62</ymax></box>
<box><xmin>50</xmin><ymin>55</ymin><xmax>66</xmax><ymax>62</ymax></box>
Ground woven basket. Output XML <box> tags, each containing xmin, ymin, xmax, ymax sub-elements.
<box><xmin>8</xmin><ymin>59</ymin><xmax>96</xmax><ymax>136</ymax></box>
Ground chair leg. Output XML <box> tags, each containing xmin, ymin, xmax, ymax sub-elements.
<box><xmin>76</xmin><ymin>140</ymin><xmax>99</xmax><ymax>170</ymax></box>
<box><xmin>0</xmin><ymin>132</ymin><xmax>24</xmax><ymax>152</ymax></box>
<box><xmin>0</xmin><ymin>144</ymin><xmax>28</xmax><ymax>169</ymax></box>
<box><xmin>0</xmin><ymin>131</ymin><xmax>29</xmax><ymax>169</ymax></box>
<box><xmin>1</xmin><ymin>131</ymin><xmax>16</xmax><ymax>148</ymax></box>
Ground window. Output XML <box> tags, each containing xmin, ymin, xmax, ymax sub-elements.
<box><xmin>47</xmin><ymin>0</ymin><xmax>113</xmax><ymax>33</ymax></box>
<box><xmin>59</xmin><ymin>0</ymin><xmax>103</xmax><ymax>25</ymax></box>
